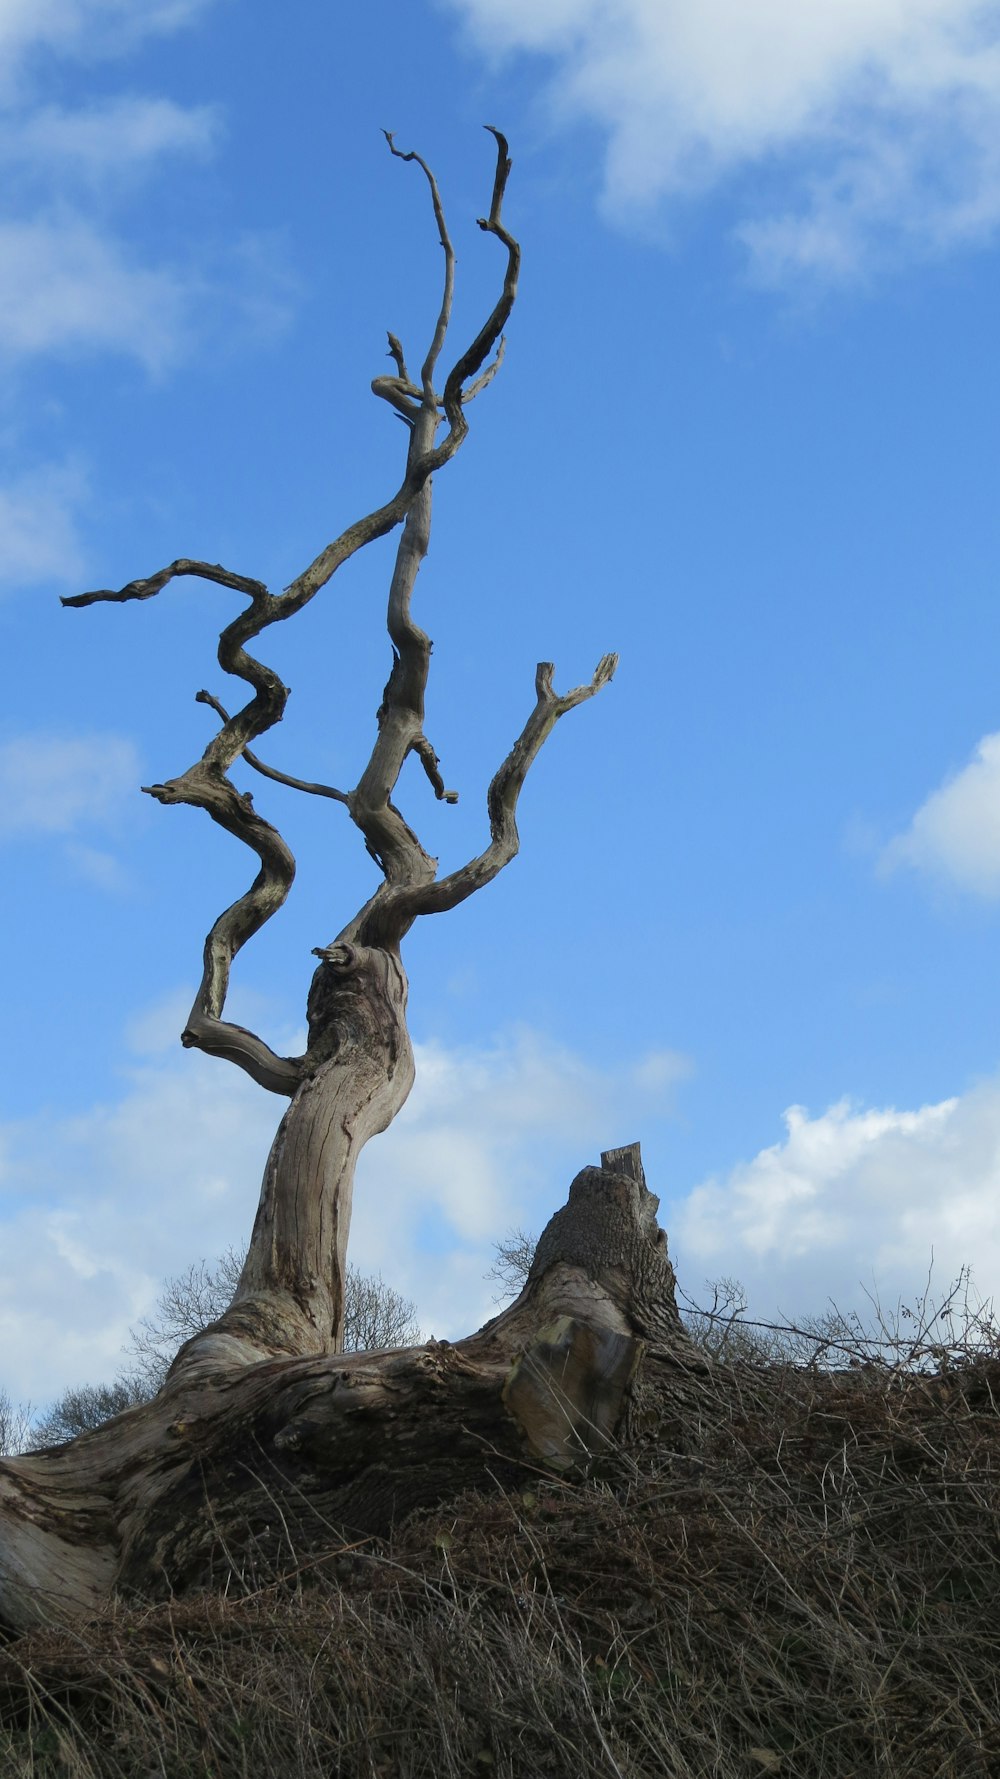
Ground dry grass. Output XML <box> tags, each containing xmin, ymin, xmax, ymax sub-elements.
<box><xmin>3</xmin><ymin>1349</ymin><xmax>1000</xmax><ymax>1777</ymax></box>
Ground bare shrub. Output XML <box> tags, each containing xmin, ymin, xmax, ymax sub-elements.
<box><xmin>126</xmin><ymin>1248</ymin><xmax>420</xmax><ymax>1389</ymax></box>
<box><xmin>31</xmin><ymin>1380</ymin><xmax>151</xmax><ymax>1450</ymax></box>
<box><xmin>0</xmin><ymin>1391</ymin><xmax>33</xmax><ymax>1459</ymax></box>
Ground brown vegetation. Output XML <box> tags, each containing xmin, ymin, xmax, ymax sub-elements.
<box><xmin>3</xmin><ymin>1333</ymin><xmax>999</xmax><ymax>1777</ymax></box>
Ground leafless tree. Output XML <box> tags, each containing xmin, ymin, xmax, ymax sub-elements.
<box><xmin>31</xmin><ymin>1381</ymin><xmax>151</xmax><ymax>1450</ymax></box>
<box><xmin>0</xmin><ymin>134</ymin><xmax>693</xmax><ymax>1639</ymax></box>
<box><xmin>0</xmin><ymin>1392</ymin><xmax>33</xmax><ymax>1460</ymax></box>
<box><xmin>486</xmin><ymin>1227</ymin><xmax>538</xmax><ymax>1303</ymax></box>
<box><xmin>57</xmin><ymin>127</ymin><xmax>613</xmax><ymax>1371</ymax></box>
<box><xmin>126</xmin><ymin>1249</ymin><xmax>420</xmax><ymax>1390</ymax></box>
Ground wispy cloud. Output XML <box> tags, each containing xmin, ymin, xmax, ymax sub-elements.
<box><xmin>0</xmin><ymin>216</ymin><xmax>194</xmax><ymax>371</ymax></box>
<box><xmin>0</xmin><ymin>97</ymin><xmax>219</xmax><ymax>191</ymax></box>
<box><xmin>880</xmin><ymin>732</ymin><xmax>1000</xmax><ymax>896</ymax></box>
<box><xmin>0</xmin><ymin>0</ymin><xmax>215</xmax><ymax>84</ymax></box>
<box><xmin>0</xmin><ymin>2</ymin><xmax>288</xmax><ymax>377</ymax></box>
<box><xmin>448</xmin><ymin>0</ymin><xmax>1000</xmax><ymax>280</ymax></box>
<box><xmin>0</xmin><ymin>460</ymin><xmax>87</xmax><ymax>588</ymax></box>
<box><xmin>5</xmin><ymin>998</ymin><xmax>997</xmax><ymax>1405</ymax></box>
<box><xmin>0</xmin><ymin>730</ymin><xmax>141</xmax><ymax>838</ymax></box>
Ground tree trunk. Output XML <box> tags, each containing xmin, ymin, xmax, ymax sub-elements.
<box><xmin>188</xmin><ymin>943</ymin><xmax>415</xmax><ymax>1366</ymax></box>
<box><xmin>0</xmin><ymin>1145</ymin><xmax>697</xmax><ymax>1637</ymax></box>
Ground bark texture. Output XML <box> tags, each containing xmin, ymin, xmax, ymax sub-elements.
<box><xmin>0</xmin><ymin>1150</ymin><xmax>697</xmax><ymax>1635</ymax></box>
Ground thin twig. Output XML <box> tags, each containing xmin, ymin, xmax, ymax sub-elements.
<box><xmin>196</xmin><ymin>691</ymin><xmax>349</xmax><ymax>805</ymax></box>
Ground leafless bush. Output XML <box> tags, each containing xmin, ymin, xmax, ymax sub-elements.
<box><xmin>486</xmin><ymin>1227</ymin><xmax>538</xmax><ymax>1303</ymax></box>
<box><xmin>126</xmin><ymin>1247</ymin><xmax>420</xmax><ymax>1391</ymax></box>
<box><xmin>678</xmin><ymin>1261</ymin><xmax>1000</xmax><ymax>1374</ymax></box>
<box><xmin>0</xmin><ymin>1391</ymin><xmax>33</xmax><ymax>1459</ymax></box>
<box><xmin>30</xmin><ymin>1380</ymin><xmax>152</xmax><ymax>1450</ymax></box>
<box><xmin>124</xmin><ymin>1248</ymin><xmax>248</xmax><ymax>1389</ymax></box>
<box><xmin>488</xmin><ymin>1232</ymin><xmax>999</xmax><ymax>1375</ymax></box>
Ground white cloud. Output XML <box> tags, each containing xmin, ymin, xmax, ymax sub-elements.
<box><xmin>0</xmin><ymin>1022</ymin><xmax>688</xmax><ymax>1402</ymax></box>
<box><xmin>0</xmin><ymin>730</ymin><xmax>141</xmax><ymax>838</ymax></box>
<box><xmin>0</xmin><ymin>5</ymin><xmax>282</xmax><ymax>376</ymax></box>
<box><xmin>448</xmin><ymin>0</ymin><xmax>1000</xmax><ymax>277</ymax></box>
<box><xmin>0</xmin><ymin>460</ymin><xmax>87</xmax><ymax>588</ymax></box>
<box><xmin>2</xmin><ymin>97</ymin><xmax>219</xmax><ymax>187</ymax></box>
<box><xmin>0</xmin><ymin>217</ymin><xmax>194</xmax><ymax>370</ymax></box>
<box><xmin>881</xmin><ymin>732</ymin><xmax>1000</xmax><ymax>895</ymax></box>
<box><xmin>0</xmin><ymin>0</ymin><xmax>213</xmax><ymax>81</ymax></box>
<box><xmin>674</xmin><ymin>1080</ymin><xmax>1000</xmax><ymax>1324</ymax></box>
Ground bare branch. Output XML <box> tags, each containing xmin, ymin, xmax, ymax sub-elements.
<box><xmin>61</xmin><ymin>558</ymin><xmax>267</xmax><ymax>609</ymax></box>
<box><xmin>439</xmin><ymin>127</ymin><xmax>519</xmax><ymax>444</ymax></box>
<box><xmin>384</xmin><ymin>653</ymin><xmax>618</xmax><ymax>924</ymax></box>
<box><xmin>371</xmin><ymin>378</ymin><xmax>419</xmax><ymax>424</ymax></box>
<box><xmin>346</xmin><ymin>405</ymin><xmax>441</xmax><ymax>890</ymax></box>
<box><xmin>181</xmin><ymin>1013</ymin><xmax>303</xmax><ymax>1096</ymax></box>
<box><xmin>338</xmin><ymin>131</ymin><xmax>520</xmax><ymax>895</ymax></box>
<box><xmin>372</xmin><ymin>334</ymin><xmax>421</xmax><ymax>423</ymax></box>
<box><xmin>411</xmin><ymin>733</ymin><xmax>458</xmax><ymax>803</ymax></box>
<box><xmin>282</xmin><ymin>128</ymin><xmax>519</xmax><ymax>617</ymax></box>
<box><xmin>196</xmin><ymin>690</ymin><xmax>349</xmax><ymax>805</ymax></box>
<box><xmin>383</xmin><ymin>132</ymin><xmax>456</xmax><ymax>396</ymax></box>
<box><xmin>386</xmin><ymin>332</ymin><xmax>412</xmax><ymax>384</ymax></box>
<box><xmin>63</xmin><ymin>133</ymin><xmax>522</xmax><ymax>1067</ymax></box>
<box><xmin>462</xmin><ymin>335</ymin><xmax>506</xmax><ymax>404</ymax></box>
<box><xmin>138</xmin><ymin>761</ymin><xmax>303</xmax><ymax>1092</ymax></box>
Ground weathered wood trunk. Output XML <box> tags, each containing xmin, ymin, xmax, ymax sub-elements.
<box><xmin>0</xmin><ymin>1145</ymin><xmax>696</xmax><ymax>1637</ymax></box>
<box><xmin>189</xmin><ymin>944</ymin><xmax>416</xmax><ymax>1367</ymax></box>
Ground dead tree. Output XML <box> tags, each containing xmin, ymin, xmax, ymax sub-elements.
<box><xmin>0</xmin><ymin>134</ymin><xmax>692</xmax><ymax>1635</ymax></box>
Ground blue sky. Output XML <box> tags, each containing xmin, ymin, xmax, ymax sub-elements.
<box><xmin>4</xmin><ymin>0</ymin><xmax>1000</xmax><ymax>1403</ymax></box>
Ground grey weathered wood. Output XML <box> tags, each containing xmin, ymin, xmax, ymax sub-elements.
<box><xmin>601</xmin><ymin>1142</ymin><xmax>646</xmax><ymax>1186</ymax></box>
<box><xmin>0</xmin><ymin>1160</ymin><xmax>693</xmax><ymax>1631</ymax></box>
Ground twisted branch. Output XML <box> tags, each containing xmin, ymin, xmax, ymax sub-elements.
<box><xmin>341</xmin><ymin>130</ymin><xmax>518</xmax><ymax>892</ymax></box>
<box><xmin>283</xmin><ymin>127</ymin><xmax>518</xmax><ymax>617</ymax></box>
<box><xmin>382</xmin><ymin>133</ymin><xmax>455</xmax><ymax>397</ymax></box>
<box><xmin>62</xmin><ymin>133</ymin><xmax>521</xmax><ymax>1080</ymax></box>
<box><xmin>376</xmin><ymin>654</ymin><xmax>618</xmax><ymax>932</ymax></box>
<box><xmin>196</xmin><ymin>691</ymin><xmax>349</xmax><ymax>805</ymax></box>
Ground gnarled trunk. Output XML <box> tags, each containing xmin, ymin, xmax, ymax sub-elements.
<box><xmin>0</xmin><ymin>1147</ymin><xmax>696</xmax><ymax>1637</ymax></box>
<box><xmin>189</xmin><ymin>944</ymin><xmax>415</xmax><ymax>1367</ymax></box>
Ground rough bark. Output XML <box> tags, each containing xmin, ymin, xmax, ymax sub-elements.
<box><xmin>0</xmin><ymin>1150</ymin><xmax>697</xmax><ymax>1636</ymax></box>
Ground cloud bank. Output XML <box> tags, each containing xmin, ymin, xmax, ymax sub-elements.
<box><xmin>675</xmin><ymin>1079</ymin><xmax>1000</xmax><ymax>1323</ymax></box>
<box><xmin>449</xmin><ymin>0</ymin><xmax>1000</xmax><ymax>279</ymax></box>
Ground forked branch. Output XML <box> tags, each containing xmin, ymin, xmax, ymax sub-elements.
<box><xmin>287</xmin><ymin>127</ymin><xmax>518</xmax><ymax>614</ymax></box>
<box><xmin>62</xmin><ymin>135</ymin><xmax>522</xmax><ymax>1082</ymax></box>
<box><xmin>379</xmin><ymin>654</ymin><xmax>619</xmax><ymax>930</ymax></box>
<box><xmin>196</xmin><ymin>690</ymin><xmax>349</xmax><ymax>806</ymax></box>
<box><xmin>382</xmin><ymin>133</ymin><xmax>455</xmax><ymax>397</ymax></box>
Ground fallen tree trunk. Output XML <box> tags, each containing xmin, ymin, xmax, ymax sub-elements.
<box><xmin>0</xmin><ymin>1145</ymin><xmax>702</xmax><ymax>1636</ymax></box>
